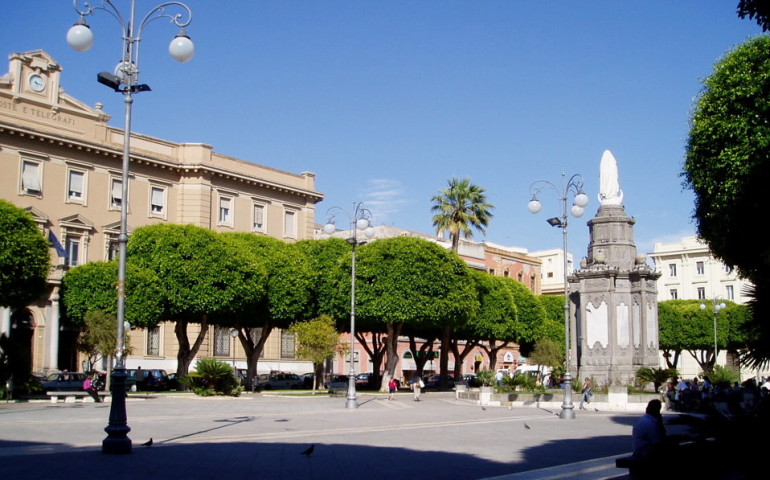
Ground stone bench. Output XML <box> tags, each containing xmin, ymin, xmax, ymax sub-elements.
<box><xmin>47</xmin><ymin>391</ymin><xmax>111</xmax><ymax>403</ymax></box>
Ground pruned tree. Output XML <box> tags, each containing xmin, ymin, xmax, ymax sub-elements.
<box><xmin>326</xmin><ymin>237</ymin><xmax>477</xmax><ymax>390</ymax></box>
<box><xmin>220</xmin><ymin>234</ymin><xmax>310</xmax><ymax>388</ymax></box>
<box><xmin>289</xmin><ymin>315</ymin><xmax>340</xmax><ymax>391</ymax></box>
<box><xmin>0</xmin><ymin>200</ymin><xmax>50</xmax><ymax>309</ymax></box>
<box><xmin>683</xmin><ymin>35</ymin><xmax>770</xmax><ymax>367</ymax></box>
<box><xmin>128</xmin><ymin>224</ymin><xmax>264</xmax><ymax>377</ymax></box>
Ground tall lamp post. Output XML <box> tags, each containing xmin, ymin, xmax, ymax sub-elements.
<box><xmin>527</xmin><ymin>172</ymin><xmax>589</xmax><ymax>420</ymax></box>
<box><xmin>67</xmin><ymin>0</ymin><xmax>194</xmax><ymax>454</ymax></box>
<box><xmin>323</xmin><ymin>202</ymin><xmax>375</xmax><ymax>409</ymax></box>
<box><xmin>700</xmin><ymin>297</ymin><xmax>726</xmax><ymax>369</ymax></box>
<box><xmin>230</xmin><ymin>329</ymin><xmax>239</xmax><ymax>369</ymax></box>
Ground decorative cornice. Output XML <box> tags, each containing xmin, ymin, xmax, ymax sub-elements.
<box><xmin>0</xmin><ymin>121</ymin><xmax>324</xmax><ymax>203</ymax></box>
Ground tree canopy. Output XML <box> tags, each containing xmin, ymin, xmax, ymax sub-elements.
<box><xmin>683</xmin><ymin>35</ymin><xmax>770</xmax><ymax>366</ymax></box>
<box><xmin>127</xmin><ymin>224</ymin><xmax>265</xmax><ymax>375</ymax></box>
<box><xmin>0</xmin><ymin>200</ymin><xmax>50</xmax><ymax>308</ymax></box>
<box><xmin>61</xmin><ymin>260</ymin><xmax>165</xmax><ymax>329</ymax></box>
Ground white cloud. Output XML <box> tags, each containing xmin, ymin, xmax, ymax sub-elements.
<box><xmin>360</xmin><ymin>178</ymin><xmax>410</xmax><ymax>225</ymax></box>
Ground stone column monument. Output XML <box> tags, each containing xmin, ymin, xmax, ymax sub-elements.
<box><xmin>569</xmin><ymin>150</ymin><xmax>661</xmax><ymax>387</ymax></box>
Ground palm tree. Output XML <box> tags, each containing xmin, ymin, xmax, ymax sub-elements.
<box><xmin>431</xmin><ymin>177</ymin><xmax>494</xmax><ymax>252</ymax></box>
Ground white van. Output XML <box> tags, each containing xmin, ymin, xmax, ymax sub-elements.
<box><xmin>513</xmin><ymin>365</ymin><xmax>552</xmax><ymax>384</ymax></box>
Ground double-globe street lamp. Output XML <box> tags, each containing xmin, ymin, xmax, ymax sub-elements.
<box><xmin>67</xmin><ymin>0</ymin><xmax>194</xmax><ymax>454</ymax></box>
<box><xmin>527</xmin><ymin>172</ymin><xmax>589</xmax><ymax>420</ymax></box>
<box><xmin>700</xmin><ymin>297</ymin><xmax>726</xmax><ymax>369</ymax></box>
<box><xmin>323</xmin><ymin>202</ymin><xmax>375</xmax><ymax>409</ymax></box>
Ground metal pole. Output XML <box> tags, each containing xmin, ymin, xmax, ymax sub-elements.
<box><xmin>346</xmin><ymin>207</ymin><xmax>359</xmax><ymax>409</ymax></box>
<box><xmin>103</xmin><ymin>2</ymin><xmax>135</xmax><ymax>454</ymax></box>
<box><xmin>713</xmin><ymin>306</ymin><xmax>718</xmax><ymax>364</ymax></box>
<box><xmin>559</xmin><ymin>188</ymin><xmax>575</xmax><ymax>419</ymax></box>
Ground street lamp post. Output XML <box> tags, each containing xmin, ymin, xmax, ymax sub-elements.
<box><xmin>67</xmin><ymin>0</ymin><xmax>194</xmax><ymax>454</ymax></box>
<box><xmin>700</xmin><ymin>297</ymin><xmax>726</xmax><ymax>369</ymax></box>
<box><xmin>527</xmin><ymin>172</ymin><xmax>589</xmax><ymax>420</ymax></box>
<box><xmin>323</xmin><ymin>202</ymin><xmax>375</xmax><ymax>409</ymax></box>
<box><xmin>230</xmin><ymin>329</ymin><xmax>239</xmax><ymax>369</ymax></box>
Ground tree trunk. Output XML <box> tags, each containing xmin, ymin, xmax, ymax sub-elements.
<box><xmin>355</xmin><ymin>331</ymin><xmax>387</xmax><ymax>388</ymax></box>
<box><xmin>237</xmin><ymin>323</ymin><xmax>273</xmax><ymax>391</ymax></box>
<box><xmin>407</xmin><ymin>334</ymin><xmax>436</xmax><ymax>378</ymax></box>
<box><xmin>382</xmin><ymin>323</ymin><xmax>404</xmax><ymax>390</ymax></box>
<box><xmin>174</xmin><ymin>315</ymin><xmax>209</xmax><ymax>380</ymax></box>
<box><xmin>439</xmin><ymin>325</ymin><xmax>451</xmax><ymax>390</ymax></box>
<box><xmin>480</xmin><ymin>339</ymin><xmax>510</xmax><ymax>372</ymax></box>
<box><xmin>450</xmin><ymin>338</ymin><xmax>480</xmax><ymax>379</ymax></box>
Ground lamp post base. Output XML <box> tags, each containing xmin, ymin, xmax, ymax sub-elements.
<box><xmin>345</xmin><ymin>375</ymin><xmax>358</xmax><ymax>409</ymax></box>
<box><xmin>102</xmin><ymin>367</ymin><xmax>132</xmax><ymax>454</ymax></box>
<box><xmin>559</xmin><ymin>372</ymin><xmax>576</xmax><ymax>419</ymax></box>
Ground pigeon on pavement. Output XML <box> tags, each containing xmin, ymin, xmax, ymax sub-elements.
<box><xmin>524</xmin><ymin>423</ymin><xmax>531</xmax><ymax>430</ymax></box>
<box><xmin>301</xmin><ymin>444</ymin><xmax>315</xmax><ymax>457</ymax></box>
<box><xmin>141</xmin><ymin>438</ymin><xmax>153</xmax><ymax>447</ymax></box>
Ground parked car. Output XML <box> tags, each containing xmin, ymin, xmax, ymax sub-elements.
<box><xmin>126</xmin><ymin>368</ymin><xmax>171</xmax><ymax>391</ymax></box>
<box><xmin>422</xmin><ymin>374</ymin><xmax>455</xmax><ymax>390</ymax></box>
<box><xmin>324</xmin><ymin>375</ymin><xmax>349</xmax><ymax>391</ymax></box>
<box><xmin>255</xmin><ymin>372</ymin><xmax>303</xmax><ymax>390</ymax></box>
<box><xmin>461</xmin><ymin>373</ymin><xmax>481</xmax><ymax>388</ymax></box>
<box><xmin>42</xmin><ymin>372</ymin><xmax>88</xmax><ymax>391</ymax></box>
<box><xmin>300</xmin><ymin>373</ymin><xmax>315</xmax><ymax>389</ymax></box>
<box><xmin>355</xmin><ymin>373</ymin><xmax>375</xmax><ymax>389</ymax></box>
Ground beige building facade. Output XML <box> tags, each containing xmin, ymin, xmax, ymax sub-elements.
<box><xmin>1</xmin><ymin>50</ymin><xmax>322</xmax><ymax>376</ymax></box>
<box><xmin>649</xmin><ymin>236</ymin><xmax>751</xmax><ymax>304</ymax></box>
<box><xmin>648</xmin><ymin>236</ymin><xmax>757</xmax><ymax>379</ymax></box>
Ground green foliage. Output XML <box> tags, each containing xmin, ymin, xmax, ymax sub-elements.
<box><xmin>709</xmin><ymin>365</ymin><xmax>741</xmax><ymax>386</ymax></box>
<box><xmin>331</xmin><ymin>237</ymin><xmax>478</xmax><ymax>331</ymax></box>
<box><xmin>738</xmin><ymin>0</ymin><xmax>770</xmax><ymax>31</ymax></box>
<box><xmin>461</xmin><ymin>270</ymin><xmax>517</xmax><ymax>342</ymax></box>
<box><xmin>60</xmin><ymin>261</ymin><xmax>165</xmax><ymax>329</ymax></box>
<box><xmin>476</xmin><ymin>369</ymin><xmax>495</xmax><ymax>387</ymax></box>
<box><xmin>0</xmin><ymin>200</ymin><xmax>51</xmax><ymax>308</ymax></box>
<box><xmin>500</xmin><ymin>278</ymin><xmax>547</xmax><ymax>355</ymax></box>
<box><xmin>635</xmin><ymin>367</ymin><xmax>678</xmax><ymax>392</ymax></box>
<box><xmin>501</xmin><ymin>373</ymin><xmax>537</xmax><ymax>392</ymax></box>
<box><xmin>290</xmin><ymin>315</ymin><xmax>340</xmax><ymax>367</ymax></box>
<box><xmin>188</xmin><ymin>358</ymin><xmax>241</xmax><ymax>396</ymax></box>
<box><xmin>295</xmin><ymin>238</ymin><xmax>351</xmax><ymax>319</ymax></box>
<box><xmin>683</xmin><ymin>35</ymin><xmax>770</xmax><ymax>365</ymax></box>
<box><xmin>129</xmin><ymin>224</ymin><xmax>264</xmax><ymax>321</ymax></box>
<box><xmin>431</xmin><ymin>177</ymin><xmax>494</xmax><ymax>252</ymax></box>
<box><xmin>536</xmin><ymin>295</ymin><xmax>567</xmax><ymax>349</ymax></box>
<box><xmin>220</xmin><ymin>234</ymin><xmax>309</xmax><ymax>326</ymax></box>
<box><xmin>76</xmin><ymin>310</ymin><xmax>125</xmax><ymax>364</ymax></box>
<box><xmin>528</xmin><ymin>338</ymin><xmax>564</xmax><ymax>372</ymax></box>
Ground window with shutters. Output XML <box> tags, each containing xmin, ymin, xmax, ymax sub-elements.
<box><xmin>147</xmin><ymin>327</ymin><xmax>161</xmax><ymax>356</ymax></box>
<box><xmin>284</xmin><ymin>209</ymin><xmax>297</xmax><ymax>239</ymax></box>
<box><xmin>110</xmin><ymin>178</ymin><xmax>123</xmax><ymax>209</ymax></box>
<box><xmin>281</xmin><ymin>330</ymin><xmax>296</xmax><ymax>358</ymax></box>
<box><xmin>150</xmin><ymin>186</ymin><xmax>166</xmax><ymax>217</ymax></box>
<box><xmin>67</xmin><ymin>169</ymin><xmax>85</xmax><ymax>203</ymax></box>
<box><xmin>214</xmin><ymin>326</ymin><xmax>231</xmax><ymax>356</ymax></box>
<box><xmin>218</xmin><ymin>196</ymin><xmax>232</xmax><ymax>226</ymax></box>
<box><xmin>253</xmin><ymin>203</ymin><xmax>266</xmax><ymax>232</ymax></box>
<box><xmin>21</xmin><ymin>159</ymin><xmax>42</xmax><ymax>196</ymax></box>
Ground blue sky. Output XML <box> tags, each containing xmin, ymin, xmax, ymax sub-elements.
<box><xmin>2</xmin><ymin>1</ymin><xmax>763</xmax><ymax>259</ymax></box>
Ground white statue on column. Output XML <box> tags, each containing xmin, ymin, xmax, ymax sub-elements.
<box><xmin>599</xmin><ymin>150</ymin><xmax>623</xmax><ymax>206</ymax></box>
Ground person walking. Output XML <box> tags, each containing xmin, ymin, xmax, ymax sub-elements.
<box><xmin>388</xmin><ymin>378</ymin><xmax>399</xmax><ymax>400</ymax></box>
<box><xmin>411</xmin><ymin>376</ymin><xmax>424</xmax><ymax>401</ymax></box>
<box><xmin>579</xmin><ymin>377</ymin><xmax>593</xmax><ymax>410</ymax></box>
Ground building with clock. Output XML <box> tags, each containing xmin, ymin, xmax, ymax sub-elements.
<box><xmin>1</xmin><ymin>50</ymin><xmax>323</xmax><ymax>377</ymax></box>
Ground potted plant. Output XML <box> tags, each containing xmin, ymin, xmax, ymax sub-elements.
<box><xmin>477</xmin><ymin>369</ymin><xmax>495</xmax><ymax>391</ymax></box>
